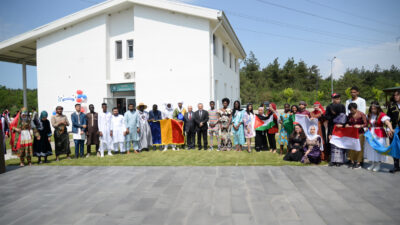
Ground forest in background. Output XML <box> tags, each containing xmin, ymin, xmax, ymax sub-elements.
<box><xmin>240</xmin><ymin>51</ymin><xmax>400</xmax><ymax>108</ymax></box>
<box><xmin>0</xmin><ymin>85</ymin><xmax>37</xmax><ymax>116</ymax></box>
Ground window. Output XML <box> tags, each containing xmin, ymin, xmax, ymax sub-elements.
<box><xmin>234</xmin><ymin>58</ymin><xmax>237</xmax><ymax>72</ymax></box>
<box><xmin>229</xmin><ymin>52</ymin><xmax>232</xmax><ymax>68</ymax></box>
<box><xmin>115</xmin><ymin>40</ymin><xmax>122</xmax><ymax>59</ymax></box>
<box><xmin>222</xmin><ymin>45</ymin><xmax>226</xmax><ymax>63</ymax></box>
<box><xmin>213</xmin><ymin>35</ymin><xmax>217</xmax><ymax>56</ymax></box>
<box><xmin>127</xmin><ymin>40</ymin><xmax>134</xmax><ymax>59</ymax></box>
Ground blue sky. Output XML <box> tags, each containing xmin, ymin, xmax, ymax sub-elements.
<box><xmin>0</xmin><ymin>0</ymin><xmax>399</xmax><ymax>89</ymax></box>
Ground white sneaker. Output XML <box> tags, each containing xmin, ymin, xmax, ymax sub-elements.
<box><xmin>372</xmin><ymin>163</ymin><xmax>381</xmax><ymax>172</ymax></box>
<box><xmin>367</xmin><ymin>162</ymin><xmax>375</xmax><ymax>171</ymax></box>
<box><xmin>108</xmin><ymin>151</ymin><xmax>113</xmax><ymax>156</ymax></box>
<box><xmin>210</xmin><ymin>146</ymin><xmax>214</xmax><ymax>151</ymax></box>
<box><xmin>163</xmin><ymin>147</ymin><xmax>168</xmax><ymax>151</ymax></box>
<box><xmin>172</xmin><ymin>147</ymin><xmax>176</xmax><ymax>151</ymax></box>
<box><xmin>101</xmin><ymin>154</ymin><xmax>104</xmax><ymax>158</ymax></box>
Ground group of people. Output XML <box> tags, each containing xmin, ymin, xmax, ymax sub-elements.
<box><xmin>2</xmin><ymin>86</ymin><xmax>400</xmax><ymax>173</ymax></box>
<box><xmin>281</xmin><ymin>87</ymin><xmax>400</xmax><ymax>173</ymax></box>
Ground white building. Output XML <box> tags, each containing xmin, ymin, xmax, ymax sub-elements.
<box><xmin>0</xmin><ymin>0</ymin><xmax>245</xmax><ymax>117</ymax></box>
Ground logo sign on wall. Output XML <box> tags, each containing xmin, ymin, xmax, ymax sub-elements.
<box><xmin>53</xmin><ymin>90</ymin><xmax>88</xmax><ymax>115</ymax></box>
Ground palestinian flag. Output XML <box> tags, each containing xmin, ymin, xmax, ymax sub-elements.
<box><xmin>254</xmin><ymin>115</ymin><xmax>275</xmax><ymax>131</ymax></box>
<box><xmin>330</xmin><ymin>126</ymin><xmax>361</xmax><ymax>151</ymax></box>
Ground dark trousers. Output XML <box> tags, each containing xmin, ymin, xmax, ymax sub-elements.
<box><xmin>255</xmin><ymin>130</ymin><xmax>267</xmax><ymax>151</ymax></box>
<box><xmin>197</xmin><ymin>129</ymin><xmax>208</xmax><ymax>149</ymax></box>
<box><xmin>267</xmin><ymin>133</ymin><xmax>276</xmax><ymax>150</ymax></box>
<box><xmin>87</xmin><ymin>144</ymin><xmax>99</xmax><ymax>154</ymax></box>
<box><xmin>186</xmin><ymin>130</ymin><xmax>195</xmax><ymax>148</ymax></box>
<box><xmin>74</xmin><ymin>140</ymin><xmax>85</xmax><ymax>157</ymax></box>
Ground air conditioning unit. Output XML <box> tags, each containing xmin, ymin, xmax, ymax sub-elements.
<box><xmin>124</xmin><ymin>72</ymin><xmax>135</xmax><ymax>79</ymax></box>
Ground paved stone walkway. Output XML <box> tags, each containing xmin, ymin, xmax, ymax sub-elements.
<box><xmin>0</xmin><ymin>166</ymin><xmax>399</xmax><ymax>225</ymax></box>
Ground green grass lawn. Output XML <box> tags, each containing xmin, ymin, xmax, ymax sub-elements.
<box><xmin>5</xmin><ymin>135</ymin><xmax>327</xmax><ymax>167</ymax></box>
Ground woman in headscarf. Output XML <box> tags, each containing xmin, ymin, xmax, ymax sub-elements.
<box><xmin>310</xmin><ymin>101</ymin><xmax>327</xmax><ymax>160</ymax></box>
<box><xmin>243</xmin><ymin>103</ymin><xmax>255</xmax><ymax>153</ymax></box>
<box><xmin>33</xmin><ymin>111</ymin><xmax>53</xmax><ymax>163</ymax></box>
<box><xmin>302</xmin><ymin>125</ymin><xmax>323</xmax><ymax>164</ymax></box>
<box><xmin>232</xmin><ymin>100</ymin><xmax>245</xmax><ymax>151</ymax></box>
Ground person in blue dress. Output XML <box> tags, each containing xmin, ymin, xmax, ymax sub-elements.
<box><xmin>232</xmin><ymin>100</ymin><xmax>245</xmax><ymax>151</ymax></box>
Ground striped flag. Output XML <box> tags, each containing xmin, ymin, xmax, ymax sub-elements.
<box><xmin>149</xmin><ymin>119</ymin><xmax>184</xmax><ymax>145</ymax></box>
<box><xmin>330</xmin><ymin>126</ymin><xmax>361</xmax><ymax>151</ymax></box>
<box><xmin>254</xmin><ymin>115</ymin><xmax>275</xmax><ymax>131</ymax></box>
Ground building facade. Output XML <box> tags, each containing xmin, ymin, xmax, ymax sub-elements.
<box><xmin>0</xmin><ymin>0</ymin><xmax>245</xmax><ymax>119</ymax></box>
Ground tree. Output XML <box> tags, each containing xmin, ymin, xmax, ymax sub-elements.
<box><xmin>283</xmin><ymin>88</ymin><xmax>294</xmax><ymax>103</ymax></box>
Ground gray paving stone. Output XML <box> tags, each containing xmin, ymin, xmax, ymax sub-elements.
<box><xmin>1</xmin><ymin>166</ymin><xmax>400</xmax><ymax>225</ymax></box>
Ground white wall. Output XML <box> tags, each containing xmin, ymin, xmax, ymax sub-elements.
<box><xmin>213</xmin><ymin>34</ymin><xmax>240</xmax><ymax>109</ymax></box>
<box><xmin>36</xmin><ymin>3</ymin><xmax>241</xmax><ymax>123</ymax></box>
<box><xmin>133</xmin><ymin>5</ymin><xmax>211</xmax><ymax>110</ymax></box>
<box><xmin>108</xmin><ymin>7</ymin><xmax>136</xmax><ymax>84</ymax></box>
<box><xmin>37</xmin><ymin>14</ymin><xmax>108</xmax><ymax>126</ymax></box>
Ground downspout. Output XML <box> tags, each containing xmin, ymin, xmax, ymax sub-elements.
<box><xmin>210</xmin><ymin>19</ymin><xmax>222</xmax><ymax>105</ymax></box>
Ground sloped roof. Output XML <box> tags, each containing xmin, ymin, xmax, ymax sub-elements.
<box><xmin>0</xmin><ymin>0</ymin><xmax>245</xmax><ymax>66</ymax></box>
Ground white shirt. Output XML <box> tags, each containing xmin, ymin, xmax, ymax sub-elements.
<box><xmin>163</xmin><ymin>108</ymin><xmax>173</xmax><ymax>119</ymax></box>
<box><xmin>345</xmin><ymin>97</ymin><xmax>366</xmax><ymax>115</ymax></box>
<box><xmin>98</xmin><ymin>111</ymin><xmax>112</xmax><ymax>141</ymax></box>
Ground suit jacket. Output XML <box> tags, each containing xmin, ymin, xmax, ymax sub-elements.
<box><xmin>183</xmin><ymin>112</ymin><xmax>196</xmax><ymax>132</ymax></box>
<box><xmin>194</xmin><ymin>110</ymin><xmax>209</xmax><ymax>131</ymax></box>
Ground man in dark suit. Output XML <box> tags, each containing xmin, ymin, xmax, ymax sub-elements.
<box><xmin>184</xmin><ymin>106</ymin><xmax>196</xmax><ymax>150</ymax></box>
<box><xmin>194</xmin><ymin>103</ymin><xmax>209</xmax><ymax>150</ymax></box>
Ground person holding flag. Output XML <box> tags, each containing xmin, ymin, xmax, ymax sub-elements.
<box><xmin>364</xmin><ymin>101</ymin><xmax>394</xmax><ymax>172</ymax></box>
<box><xmin>266</xmin><ymin>103</ymin><xmax>278</xmax><ymax>153</ymax></box>
<box><xmin>254</xmin><ymin>106</ymin><xmax>275</xmax><ymax>152</ymax></box>
<box><xmin>173</xmin><ymin>101</ymin><xmax>186</xmax><ymax>150</ymax></box>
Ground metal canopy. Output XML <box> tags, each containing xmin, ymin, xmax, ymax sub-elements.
<box><xmin>0</xmin><ymin>42</ymin><xmax>36</xmax><ymax>66</ymax></box>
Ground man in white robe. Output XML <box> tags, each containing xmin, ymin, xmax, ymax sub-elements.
<box><xmin>98</xmin><ymin>103</ymin><xmax>112</xmax><ymax>157</ymax></box>
<box><xmin>137</xmin><ymin>103</ymin><xmax>152</xmax><ymax>151</ymax></box>
<box><xmin>162</xmin><ymin>103</ymin><xmax>175</xmax><ymax>151</ymax></box>
<box><xmin>110</xmin><ymin>107</ymin><xmax>126</xmax><ymax>153</ymax></box>
<box><xmin>124</xmin><ymin>104</ymin><xmax>140</xmax><ymax>154</ymax></box>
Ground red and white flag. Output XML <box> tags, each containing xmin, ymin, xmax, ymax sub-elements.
<box><xmin>330</xmin><ymin>126</ymin><xmax>361</xmax><ymax>151</ymax></box>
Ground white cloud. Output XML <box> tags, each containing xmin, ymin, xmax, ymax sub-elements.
<box><xmin>320</xmin><ymin>41</ymin><xmax>400</xmax><ymax>79</ymax></box>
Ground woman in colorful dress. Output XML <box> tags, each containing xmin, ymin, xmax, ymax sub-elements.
<box><xmin>10</xmin><ymin>108</ymin><xmax>38</xmax><ymax>166</ymax></box>
<box><xmin>346</xmin><ymin>103</ymin><xmax>368</xmax><ymax>169</ymax></box>
<box><xmin>278</xmin><ymin>103</ymin><xmax>291</xmax><ymax>155</ymax></box>
<box><xmin>232</xmin><ymin>100</ymin><xmax>245</xmax><ymax>151</ymax></box>
<box><xmin>310</xmin><ymin>101</ymin><xmax>327</xmax><ymax>161</ymax></box>
<box><xmin>218</xmin><ymin>98</ymin><xmax>232</xmax><ymax>151</ymax></box>
<box><xmin>33</xmin><ymin>111</ymin><xmax>53</xmax><ymax>163</ymax></box>
<box><xmin>302</xmin><ymin>125</ymin><xmax>322</xmax><ymax>164</ymax></box>
<box><xmin>243</xmin><ymin>103</ymin><xmax>255</xmax><ymax>153</ymax></box>
<box><xmin>266</xmin><ymin>103</ymin><xmax>278</xmax><ymax>153</ymax></box>
<box><xmin>283</xmin><ymin>124</ymin><xmax>306</xmax><ymax>162</ymax></box>
<box><xmin>364</xmin><ymin>101</ymin><xmax>394</xmax><ymax>172</ymax></box>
